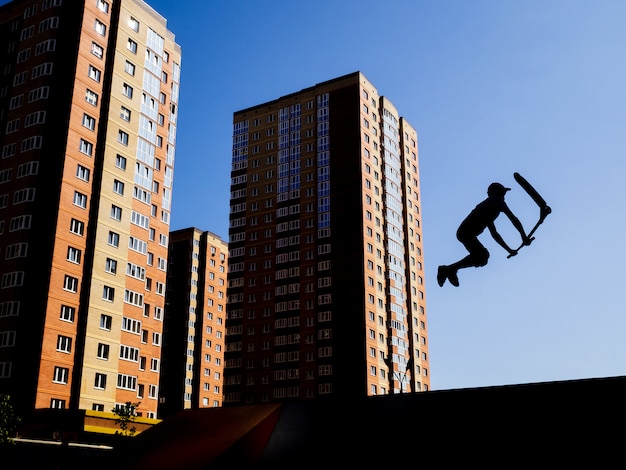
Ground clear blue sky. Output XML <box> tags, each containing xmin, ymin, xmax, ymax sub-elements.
<box><xmin>151</xmin><ymin>0</ymin><xmax>626</xmax><ymax>391</ymax></box>
<box><xmin>6</xmin><ymin>0</ymin><xmax>624</xmax><ymax>391</ymax></box>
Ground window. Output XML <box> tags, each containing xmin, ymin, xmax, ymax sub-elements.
<box><xmin>115</xmin><ymin>154</ymin><xmax>127</xmax><ymax>170</ymax></box>
<box><xmin>60</xmin><ymin>305</ymin><xmax>75</xmax><ymax>322</ymax></box>
<box><xmin>73</xmin><ymin>191</ymin><xmax>87</xmax><ymax>209</ymax></box>
<box><xmin>91</xmin><ymin>42</ymin><xmax>103</xmax><ymax>59</ymax></box>
<box><xmin>131</xmin><ymin>211</ymin><xmax>149</xmax><ymax>229</ymax></box>
<box><xmin>16</xmin><ymin>161</ymin><xmax>38</xmax><ymax>178</ymax></box>
<box><xmin>122</xmin><ymin>83</ymin><xmax>133</xmax><ymax>98</ymax></box>
<box><xmin>0</xmin><ymin>168</ymin><xmax>12</xmax><ymax>184</ymax></box>
<box><xmin>124</xmin><ymin>289</ymin><xmax>143</xmax><ymax>307</ymax></box>
<box><xmin>105</xmin><ymin>258</ymin><xmax>117</xmax><ymax>274</ymax></box>
<box><xmin>67</xmin><ymin>246</ymin><xmax>81</xmax><ymax>264</ymax></box>
<box><xmin>112</xmin><ymin>179</ymin><xmax>124</xmax><ymax>195</ymax></box>
<box><xmin>53</xmin><ymin>366</ymin><xmax>69</xmax><ymax>384</ymax></box>
<box><xmin>120</xmin><ymin>106</ymin><xmax>131</xmax><ymax>121</ymax></box>
<box><xmin>126</xmin><ymin>263</ymin><xmax>145</xmax><ymax>280</ymax></box>
<box><xmin>6</xmin><ymin>119</ymin><xmax>20</xmax><ymax>134</ymax></box>
<box><xmin>103</xmin><ymin>285</ymin><xmax>114</xmax><ymax>302</ymax></box>
<box><xmin>97</xmin><ymin>343</ymin><xmax>110</xmax><ymax>359</ymax></box>
<box><xmin>13</xmin><ymin>71</ymin><xmax>27</xmax><ymax>86</ymax></box>
<box><xmin>13</xmin><ymin>188</ymin><xmax>36</xmax><ymax>204</ymax></box>
<box><xmin>129</xmin><ymin>236</ymin><xmax>147</xmax><ymax>254</ymax></box>
<box><xmin>0</xmin><ymin>331</ymin><xmax>16</xmax><ymax>348</ymax></box>
<box><xmin>76</xmin><ymin>164</ymin><xmax>90</xmax><ymax>182</ymax></box>
<box><xmin>88</xmin><ymin>65</ymin><xmax>101</xmax><ymax>82</ymax></box>
<box><xmin>122</xmin><ymin>317</ymin><xmax>141</xmax><ymax>334</ymax></box>
<box><xmin>79</xmin><ymin>139</ymin><xmax>93</xmax><ymax>156</ymax></box>
<box><xmin>127</xmin><ymin>38</ymin><xmax>137</xmax><ymax>53</ymax></box>
<box><xmin>56</xmin><ymin>335</ymin><xmax>72</xmax><ymax>353</ymax></box>
<box><xmin>118</xmin><ymin>130</ymin><xmax>129</xmax><ymax>146</ymax></box>
<box><xmin>94</xmin><ymin>19</ymin><xmax>106</xmax><ymax>36</ymax></box>
<box><xmin>38</xmin><ymin>17</ymin><xmax>59</xmax><ymax>32</ymax></box>
<box><xmin>110</xmin><ymin>205</ymin><xmax>122</xmax><ymax>221</ymax></box>
<box><xmin>100</xmin><ymin>314</ymin><xmax>112</xmax><ymax>331</ymax></box>
<box><xmin>108</xmin><ymin>231</ymin><xmax>119</xmax><ymax>247</ymax></box>
<box><xmin>97</xmin><ymin>0</ymin><xmax>109</xmax><ymax>13</ymax></box>
<box><xmin>28</xmin><ymin>86</ymin><xmax>50</xmax><ymax>103</ymax></box>
<box><xmin>85</xmin><ymin>89</ymin><xmax>98</xmax><ymax>106</ymax></box>
<box><xmin>31</xmin><ymin>62</ymin><xmax>53</xmax><ymax>79</ymax></box>
<box><xmin>124</xmin><ymin>60</ymin><xmax>135</xmax><ymax>76</ymax></box>
<box><xmin>21</xmin><ymin>111</ymin><xmax>46</xmax><ymax>131</ymax></box>
<box><xmin>129</xmin><ymin>17</ymin><xmax>139</xmax><ymax>32</ymax></box>
<box><xmin>120</xmin><ymin>345</ymin><xmax>139</xmax><ymax>362</ymax></box>
<box><xmin>94</xmin><ymin>373</ymin><xmax>107</xmax><ymax>389</ymax></box>
<box><xmin>117</xmin><ymin>374</ymin><xmax>137</xmax><ymax>391</ymax></box>
<box><xmin>50</xmin><ymin>399</ymin><xmax>66</xmax><ymax>409</ymax></box>
<box><xmin>82</xmin><ymin>114</ymin><xmax>95</xmax><ymax>130</ymax></box>
<box><xmin>63</xmin><ymin>275</ymin><xmax>78</xmax><ymax>292</ymax></box>
<box><xmin>24</xmin><ymin>5</ymin><xmax>37</xmax><ymax>19</ymax></box>
<box><xmin>2</xmin><ymin>144</ymin><xmax>16</xmax><ymax>159</ymax></box>
<box><xmin>9</xmin><ymin>215</ymin><xmax>31</xmax><ymax>232</ymax></box>
<box><xmin>20</xmin><ymin>26</ymin><xmax>34</xmax><ymax>41</ymax></box>
<box><xmin>5</xmin><ymin>243</ymin><xmax>27</xmax><ymax>260</ymax></box>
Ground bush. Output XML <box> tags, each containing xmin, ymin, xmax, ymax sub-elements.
<box><xmin>0</xmin><ymin>395</ymin><xmax>20</xmax><ymax>446</ymax></box>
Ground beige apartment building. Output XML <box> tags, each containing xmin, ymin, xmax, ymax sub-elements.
<box><xmin>0</xmin><ymin>0</ymin><xmax>181</xmax><ymax>419</ymax></box>
<box><xmin>224</xmin><ymin>72</ymin><xmax>430</xmax><ymax>405</ymax></box>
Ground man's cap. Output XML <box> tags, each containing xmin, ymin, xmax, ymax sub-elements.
<box><xmin>487</xmin><ymin>182</ymin><xmax>511</xmax><ymax>196</ymax></box>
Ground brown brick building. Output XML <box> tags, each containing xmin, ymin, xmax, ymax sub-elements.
<box><xmin>224</xmin><ymin>72</ymin><xmax>430</xmax><ymax>404</ymax></box>
<box><xmin>159</xmin><ymin>228</ymin><xmax>228</xmax><ymax>417</ymax></box>
<box><xmin>0</xmin><ymin>0</ymin><xmax>181</xmax><ymax>419</ymax></box>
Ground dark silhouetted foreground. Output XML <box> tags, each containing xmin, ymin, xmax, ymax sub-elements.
<box><xmin>10</xmin><ymin>376</ymin><xmax>623</xmax><ymax>469</ymax></box>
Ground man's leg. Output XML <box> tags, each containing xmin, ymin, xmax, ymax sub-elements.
<box><xmin>438</xmin><ymin>237</ymin><xmax>489</xmax><ymax>287</ymax></box>
<box><xmin>438</xmin><ymin>262</ymin><xmax>463</xmax><ymax>287</ymax></box>
<box><xmin>437</xmin><ymin>265</ymin><xmax>452</xmax><ymax>287</ymax></box>
<box><xmin>438</xmin><ymin>261</ymin><xmax>463</xmax><ymax>287</ymax></box>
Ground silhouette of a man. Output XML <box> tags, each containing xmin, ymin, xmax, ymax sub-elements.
<box><xmin>437</xmin><ymin>182</ymin><xmax>531</xmax><ymax>287</ymax></box>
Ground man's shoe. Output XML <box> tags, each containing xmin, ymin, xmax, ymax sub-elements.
<box><xmin>437</xmin><ymin>266</ymin><xmax>447</xmax><ymax>287</ymax></box>
<box><xmin>447</xmin><ymin>269</ymin><xmax>459</xmax><ymax>287</ymax></box>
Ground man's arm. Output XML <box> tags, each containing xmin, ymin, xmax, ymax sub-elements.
<box><xmin>502</xmin><ymin>205</ymin><xmax>532</xmax><ymax>245</ymax></box>
<box><xmin>487</xmin><ymin>223</ymin><xmax>516</xmax><ymax>256</ymax></box>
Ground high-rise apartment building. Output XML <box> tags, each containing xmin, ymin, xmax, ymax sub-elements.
<box><xmin>224</xmin><ymin>72</ymin><xmax>429</xmax><ymax>405</ymax></box>
<box><xmin>159</xmin><ymin>228</ymin><xmax>227</xmax><ymax>417</ymax></box>
<box><xmin>0</xmin><ymin>0</ymin><xmax>181</xmax><ymax>419</ymax></box>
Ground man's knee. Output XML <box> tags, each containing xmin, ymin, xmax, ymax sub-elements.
<box><xmin>474</xmin><ymin>249</ymin><xmax>489</xmax><ymax>267</ymax></box>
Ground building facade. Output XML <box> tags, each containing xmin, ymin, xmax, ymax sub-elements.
<box><xmin>0</xmin><ymin>0</ymin><xmax>181</xmax><ymax>419</ymax></box>
<box><xmin>224</xmin><ymin>72</ymin><xmax>430</xmax><ymax>405</ymax></box>
<box><xmin>159</xmin><ymin>228</ymin><xmax>227</xmax><ymax>418</ymax></box>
